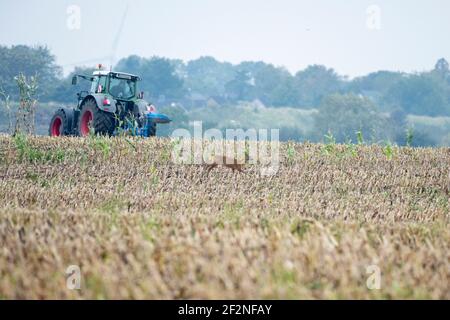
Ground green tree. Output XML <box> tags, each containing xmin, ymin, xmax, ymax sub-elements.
<box><xmin>349</xmin><ymin>71</ymin><xmax>404</xmax><ymax>111</ymax></box>
<box><xmin>185</xmin><ymin>56</ymin><xmax>236</xmax><ymax>98</ymax></box>
<box><xmin>294</xmin><ymin>65</ymin><xmax>344</xmax><ymax>107</ymax></box>
<box><xmin>314</xmin><ymin>94</ymin><xmax>391</xmax><ymax>143</ymax></box>
<box><xmin>0</xmin><ymin>45</ymin><xmax>61</xmax><ymax>100</ymax></box>
<box><xmin>434</xmin><ymin>58</ymin><xmax>449</xmax><ymax>76</ymax></box>
<box><xmin>233</xmin><ymin>61</ymin><xmax>296</xmax><ymax>106</ymax></box>
<box><xmin>224</xmin><ymin>70</ymin><xmax>255</xmax><ymax>102</ymax></box>
<box><xmin>115</xmin><ymin>56</ymin><xmax>184</xmax><ymax>101</ymax></box>
<box><xmin>382</xmin><ymin>73</ymin><xmax>450</xmax><ymax>116</ymax></box>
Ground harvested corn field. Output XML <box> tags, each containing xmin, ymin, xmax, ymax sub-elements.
<box><xmin>0</xmin><ymin>135</ymin><xmax>449</xmax><ymax>299</ymax></box>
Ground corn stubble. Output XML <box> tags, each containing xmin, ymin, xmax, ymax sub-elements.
<box><xmin>0</xmin><ymin>135</ymin><xmax>448</xmax><ymax>299</ymax></box>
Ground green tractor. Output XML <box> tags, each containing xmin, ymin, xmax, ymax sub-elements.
<box><xmin>49</xmin><ymin>67</ymin><xmax>171</xmax><ymax>137</ymax></box>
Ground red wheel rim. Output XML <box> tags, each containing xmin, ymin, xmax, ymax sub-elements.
<box><xmin>80</xmin><ymin>110</ymin><xmax>93</xmax><ymax>136</ymax></box>
<box><xmin>51</xmin><ymin>117</ymin><xmax>62</xmax><ymax>136</ymax></box>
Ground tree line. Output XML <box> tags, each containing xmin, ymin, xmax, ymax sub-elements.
<box><xmin>1</xmin><ymin>44</ymin><xmax>450</xmax><ymax>145</ymax></box>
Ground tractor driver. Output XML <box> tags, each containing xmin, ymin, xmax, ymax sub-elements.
<box><xmin>110</xmin><ymin>79</ymin><xmax>132</xmax><ymax>99</ymax></box>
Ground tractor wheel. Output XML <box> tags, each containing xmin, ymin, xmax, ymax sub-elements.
<box><xmin>49</xmin><ymin>109</ymin><xmax>71</xmax><ymax>137</ymax></box>
<box><xmin>78</xmin><ymin>99</ymin><xmax>115</xmax><ymax>136</ymax></box>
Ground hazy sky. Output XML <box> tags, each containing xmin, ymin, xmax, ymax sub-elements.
<box><xmin>1</xmin><ymin>0</ymin><xmax>449</xmax><ymax>77</ymax></box>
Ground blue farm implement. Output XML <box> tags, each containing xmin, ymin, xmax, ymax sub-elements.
<box><xmin>121</xmin><ymin>113</ymin><xmax>171</xmax><ymax>137</ymax></box>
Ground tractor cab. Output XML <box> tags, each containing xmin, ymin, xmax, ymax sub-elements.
<box><xmin>89</xmin><ymin>71</ymin><xmax>140</xmax><ymax>101</ymax></box>
<box><xmin>72</xmin><ymin>70</ymin><xmax>141</xmax><ymax>101</ymax></box>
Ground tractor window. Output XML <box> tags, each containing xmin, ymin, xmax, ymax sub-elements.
<box><xmin>91</xmin><ymin>76</ymin><xmax>107</xmax><ymax>94</ymax></box>
<box><xmin>109</xmin><ymin>77</ymin><xmax>135</xmax><ymax>100</ymax></box>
